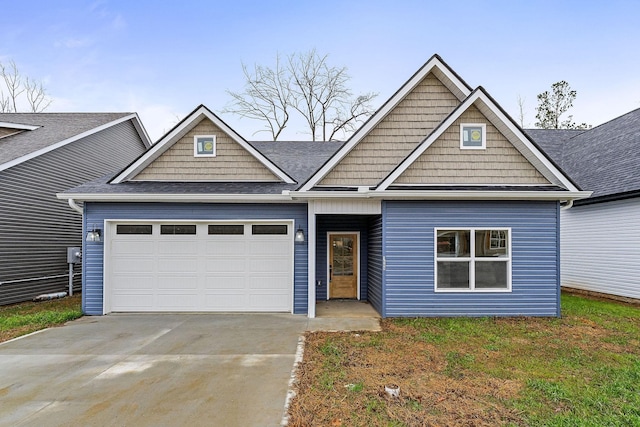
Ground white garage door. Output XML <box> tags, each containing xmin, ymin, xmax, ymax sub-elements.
<box><xmin>106</xmin><ymin>221</ymin><xmax>293</xmax><ymax>312</ymax></box>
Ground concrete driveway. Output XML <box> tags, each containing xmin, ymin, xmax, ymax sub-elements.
<box><xmin>0</xmin><ymin>314</ymin><xmax>309</xmax><ymax>427</ymax></box>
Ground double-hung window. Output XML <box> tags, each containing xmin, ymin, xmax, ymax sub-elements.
<box><xmin>435</xmin><ymin>228</ymin><xmax>511</xmax><ymax>292</ymax></box>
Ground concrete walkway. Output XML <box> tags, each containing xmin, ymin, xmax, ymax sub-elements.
<box><xmin>0</xmin><ymin>311</ymin><xmax>380</xmax><ymax>427</ymax></box>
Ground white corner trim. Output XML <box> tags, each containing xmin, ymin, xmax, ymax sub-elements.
<box><xmin>111</xmin><ymin>106</ymin><xmax>295</xmax><ymax>184</ymax></box>
<box><xmin>0</xmin><ymin>114</ymin><xmax>139</xmax><ymax>173</ymax></box>
<box><xmin>299</xmin><ymin>56</ymin><xmax>471</xmax><ymax>192</ymax></box>
<box><xmin>0</xmin><ymin>121</ymin><xmax>40</xmax><ymax>131</ymax></box>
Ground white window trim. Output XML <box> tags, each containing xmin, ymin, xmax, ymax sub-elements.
<box><xmin>460</xmin><ymin>123</ymin><xmax>486</xmax><ymax>150</ymax></box>
<box><xmin>434</xmin><ymin>227</ymin><xmax>512</xmax><ymax>293</ymax></box>
<box><xmin>194</xmin><ymin>135</ymin><xmax>217</xmax><ymax>157</ymax></box>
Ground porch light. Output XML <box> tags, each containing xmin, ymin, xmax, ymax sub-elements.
<box><xmin>295</xmin><ymin>227</ymin><xmax>305</xmax><ymax>243</ymax></box>
<box><xmin>86</xmin><ymin>227</ymin><xmax>102</xmax><ymax>242</ymax></box>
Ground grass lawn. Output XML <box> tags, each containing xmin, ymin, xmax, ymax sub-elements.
<box><xmin>0</xmin><ymin>295</ymin><xmax>83</xmax><ymax>343</ymax></box>
<box><xmin>288</xmin><ymin>293</ymin><xmax>640</xmax><ymax>426</ymax></box>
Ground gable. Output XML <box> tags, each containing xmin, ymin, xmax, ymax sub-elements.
<box><xmin>393</xmin><ymin>105</ymin><xmax>549</xmax><ymax>185</ymax></box>
<box><xmin>318</xmin><ymin>73</ymin><xmax>460</xmax><ymax>187</ymax></box>
<box><xmin>133</xmin><ymin>118</ymin><xmax>280</xmax><ymax>182</ymax></box>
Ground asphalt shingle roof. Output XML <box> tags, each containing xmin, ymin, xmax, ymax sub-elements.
<box><xmin>526</xmin><ymin>108</ymin><xmax>640</xmax><ymax>200</ymax></box>
<box><xmin>64</xmin><ymin>141</ymin><xmax>344</xmax><ymax>195</ymax></box>
<box><xmin>0</xmin><ymin>112</ymin><xmax>131</xmax><ymax>165</ymax></box>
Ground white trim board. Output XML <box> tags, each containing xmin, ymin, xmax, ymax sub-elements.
<box><xmin>111</xmin><ymin>105</ymin><xmax>295</xmax><ymax>184</ymax></box>
<box><xmin>0</xmin><ymin>121</ymin><xmax>40</xmax><ymax>131</ymax></box>
<box><xmin>376</xmin><ymin>89</ymin><xmax>581</xmax><ymax>192</ymax></box>
<box><xmin>299</xmin><ymin>55</ymin><xmax>472</xmax><ymax>192</ymax></box>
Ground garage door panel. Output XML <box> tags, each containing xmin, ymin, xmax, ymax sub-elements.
<box><xmin>111</xmin><ymin>275</ymin><xmax>155</xmax><ymax>290</ymax></box>
<box><xmin>206</xmin><ymin>239</ymin><xmax>245</xmax><ymax>255</ymax></box>
<box><xmin>205</xmin><ymin>258</ymin><xmax>245</xmax><ymax>272</ymax></box>
<box><xmin>203</xmin><ymin>276</ymin><xmax>245</xmax><ymax>289</ymax></box>
<box><xmin>111</xmin><ymin>257</ymin><xmax>154</xmax><ymax>273</ymax></box>
<box><xmin>158</xmin><ymin>240</ymin><xmax>198</xmax><ymax>254</ymax></box>
<box><xmin>157</xmin><ymin>276</ymin><xmax>198</xmax><ymax>289</ymax></box>
<box><xmin>157</xmin><ymin>257</ymin><xmax>198</xmax><ymax>272</ymax></box>
<box><xmin>108</xmin><ymin>221</ymin><xmax>292</xmax><ymax>313</ymax></box>
<box><xmin>111</xmin><ymin>240</ymin><xmax>154</xmax><ymax>254</ymax></box>
<box><xmin>249</xmin><ymin>240</ymin><xmax>290</xmax><ymax>255</ymax></box>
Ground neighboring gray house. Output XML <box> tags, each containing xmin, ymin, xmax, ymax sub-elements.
<box><xmin>527</xmin><ymin>107</ymin><xmax>640</xmax><ymax>301</ymax></box>
<box><xmin>0</xmin><ymin>113</ymin><xmax>151</xmax><ymax>305</ymax></box>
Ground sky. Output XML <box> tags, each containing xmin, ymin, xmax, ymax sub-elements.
<box><xmin>2</xmin><ymin>0</ymin><xmax>639</xmax><ymax>142</ymax></box>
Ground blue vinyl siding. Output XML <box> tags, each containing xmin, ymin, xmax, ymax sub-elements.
<box><xmin>315</xmin><ymin>215</ymin><xmax>371</xmax><ymax>301</ymax></box>
<box><xmin>383</xmin><ymin>200</ymin><xmax>560</xmax><ymax>317</ymax></box>
<box><xmin>367</xmin><ymin>216</ymin><xmax>383</xmax><ymax>315</ymax></box>
<box><xmin>83</xmin><ymin>202</ymin><xmax>308</xmax><ymax>315</ymax></box>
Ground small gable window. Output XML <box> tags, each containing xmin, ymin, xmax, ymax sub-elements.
<box><xmin>194</xmin><ymin>135</ymin><xmax>216</xmax><ymax>157</ymax></box>
<box><xmin>460</xmin><ymin>124</ymin><xmax>486</xmax><ymax>149</ymax></box>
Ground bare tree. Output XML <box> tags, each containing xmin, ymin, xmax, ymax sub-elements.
<box><xmin>0</xmin><ymin>60</ymin><xmax>52</xmax><ymax>113</ymax></box>
<box><xmin>223</xmin><ymin>50</ymin><xmax>377</xmax><ymax>141</ymax></box>
<box><xmin>223</xmin><ymin>55</ymin><xmax>292</xmax><ymax>140</ymax></box>
<box><xmin>516</xmin><ymin>95</ymin><xmax>527</xmax><ymax>128</ymax></box>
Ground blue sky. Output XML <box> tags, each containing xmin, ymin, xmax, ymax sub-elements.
<box><xmin>2</xmin><ymin>0</ymin><xmax>639</xmax><ymax>141</ymax></box>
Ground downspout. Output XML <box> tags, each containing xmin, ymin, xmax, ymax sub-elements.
<box><xmin>68</xmin><ymin>198</ymin><xmax>83</xmax><ymax>214</ymax></box>
<box><xmin>560</xmin><ymin>200</ymin><xmax>574</xmax><ymax>211</ymax></box>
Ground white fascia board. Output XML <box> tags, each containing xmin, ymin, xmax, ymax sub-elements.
<box><xmin>0</xmin><ymin>121</ymin><xmax>40</xmax><ymax>130</ymax></box>
<box><xmin>288</xmin><ymin>190</ymin><xmax>592</xmax><ymax>201</ymax></box>
<box><xmin>299</xmin><ymin>57</ymin><xmax>471</xmax><ymax>192</ymax></box>
<box><xmin>56</xmin><ymin>192</ymin><xmax>296</xmax><ymax>203</ymax></box>
<box><xmin>376</xmin><ymin>90</ymin><xmax>581</xmax><ymax>192</ymax></box>
<box><xmin>0</xmin><ymin>114</ymin><xmax>137</xmax><ymax>173</ymax></box>
<box><xmin>111</xmin><ymin>106</ymin><xmax>295</xmax><ymax>184</ymax></box>
<box><xmin>130</xmin><ymin>113</ymin><xmax>153</xmax><ymax>147</ymax></box>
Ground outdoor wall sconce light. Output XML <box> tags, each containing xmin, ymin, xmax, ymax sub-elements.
<box><xmin>295</xmin><ymin>227</ymin><xmax>305</xmax><ymax>243</ymax></box>
<box><xmin>86</xmin><ymin>227</ymin><xmax>102</xmax><ymax>242</ymax></box>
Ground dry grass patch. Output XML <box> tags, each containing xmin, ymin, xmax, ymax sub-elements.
<box><xmin>288</xmin><ymin>293</ymin><xmax>640</xmax><ymax>426</ymax></box>
<box><xmin>0</xmin><ymin>295</ymin><xmax>82</xmax><ymax>343</ymax></box>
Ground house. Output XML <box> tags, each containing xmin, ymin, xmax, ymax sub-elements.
<box><xmin>58</xmin><ymin>55</ymin><xmax>590</xmax><ymax>317</ymax></box>
<box><xmin>527</xmin><ymin>108</ymin><xmax>640</xmax><ymax>301</ymax></box>
<box><xmin>0</xmin><ymin>113</ymin><xmax>151</xmax><ymax>305</ymax></box>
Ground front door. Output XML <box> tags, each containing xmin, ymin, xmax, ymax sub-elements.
<box><xmin>329</xmin><ymin>233</ymin><xmax>358</xmax><ymax>299</ymax></box>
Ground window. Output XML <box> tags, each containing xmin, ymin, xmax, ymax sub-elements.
<box><xmin>160</xmin><ymin>224</ymin><xmax>197</xmax><ymax>235</ymax></box>
<box><xmin>208</xmin><ymin>224</ymin><xmax>244</xmax><ymax>235</ymax></box>
<box><xmin>435</xmin><ymin>228</ymin><xmax>511</xmax><ymax>291</ymax></box>
<box><xmin>194</xmin><ymin>135</ymin><xmax>216</xmax><ymax>157</ymax></box>
<box><xmin>117</xmin><ymin>224</ymin><xmax>152</xmax><ymax>235</ymax></box>
<box><xmin>460</xmin><ymin>123</ymin><xmax>486</xmax><ymax>149</ymax></box>
<box><xmin>252</xmin><ymin>224</ymin><xmax>288</xmax><ymax>235</ymax></box>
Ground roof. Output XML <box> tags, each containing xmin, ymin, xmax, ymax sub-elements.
<box><xmin>63</xmin><ymin>141</ymin><xmax>343</xmax><ymax>195</ymax></box>
<box><xmin>526</xmin><ymin>107</ymin><xmax>640</xmax><ymax>202</ymax></box>
<box><xmin>0</xmin><ymin>112</ymin><xmax>150</xmax><ymax>169</ymax></box>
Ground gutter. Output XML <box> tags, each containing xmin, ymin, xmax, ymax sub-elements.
<box><xmin>68</xmin><ymin>198</ymin><xmax>83</xmax><ymax>214</ymax></box>
<box><xmin>57</xmin><ymin>192</ymin><xmax>297</xmax><ymax>203</ymax></box>
<box><xmin>560</xmin><ymin>200</ymin><xmax>574</xmax><ymax>211</ymax></box>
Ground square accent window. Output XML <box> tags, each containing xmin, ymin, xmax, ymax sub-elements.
<box><xmin>435</xmin><ymin>228</ymin><xmax>511</xmax><ymax>292</ymax></box>
<box><xmin>194</xmin><ymin>135</ymin><xmax>216</xmax><ymax>157</ymax></box>
<box><xmin>460</xmin><ymin>124</ymin><xmax>486</xmax><ymax>149</ymax></box>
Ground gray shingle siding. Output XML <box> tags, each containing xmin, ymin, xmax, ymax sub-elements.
<box><xmin>83</xmin><ymin>202</ymin><xmax>308</xmax><ymax>315</ymax></box>
<box><xmin>382</xmin><ymin>200</ymin><xmax>560</xmax><ymax>317</ymax></box>
<box><xmin>0</xmin><ymin>120</ymin><xmax>147</xmax><ymax>305</ymax></box>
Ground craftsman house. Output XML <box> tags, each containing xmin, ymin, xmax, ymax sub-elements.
<box><xmin>59</xmin><ymin>55</ymin><xmax>589</xmax><ymax>317</ymax></box>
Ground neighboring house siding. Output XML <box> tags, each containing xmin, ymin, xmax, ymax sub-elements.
<box><xmin>0</xmin><ymin>120</ymin><xmax>146</xmax><ymax>305</ymax></box>
<box><xmin>319</xmin><ymin>73</ymin><xmax>460</xmax><ymax>186</ymax></box>
<box><xmin>561</xmin><ymin>198</ymin><xmax>640</xmax><ymax>300</ymax></box>
<box><xmin>315</xmin><ymin>215</ymin><xmax>372</xmax><ymax>301</ymax></box>
<box><xmin>383</xmin><ymin>200</ymin><xmax>560</xmax><ymax>317</ymax></box>
<box><xmin>134</xmin><ymin>118</ymin><xmax>279</xmax><ymax>182</ymax></box>
<box><xmin>395</xmin><ymin>106</ymin><xmax>549</xmax><ymax>185</ymax></box>
<box><xmin>83</xmin><ymin>202</ymin><xmax>308</xmax><ymax>315</ymax></box>
<box><xmin>367</xmin><ymin>215</ymin><xmax>383</xmax><ymax>316</ymax></box>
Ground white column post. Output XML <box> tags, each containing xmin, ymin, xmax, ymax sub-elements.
<box><xmin>307</xmin><ymin>200</ymin><xmax>316</xmax><ymax>318</ymax></box>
